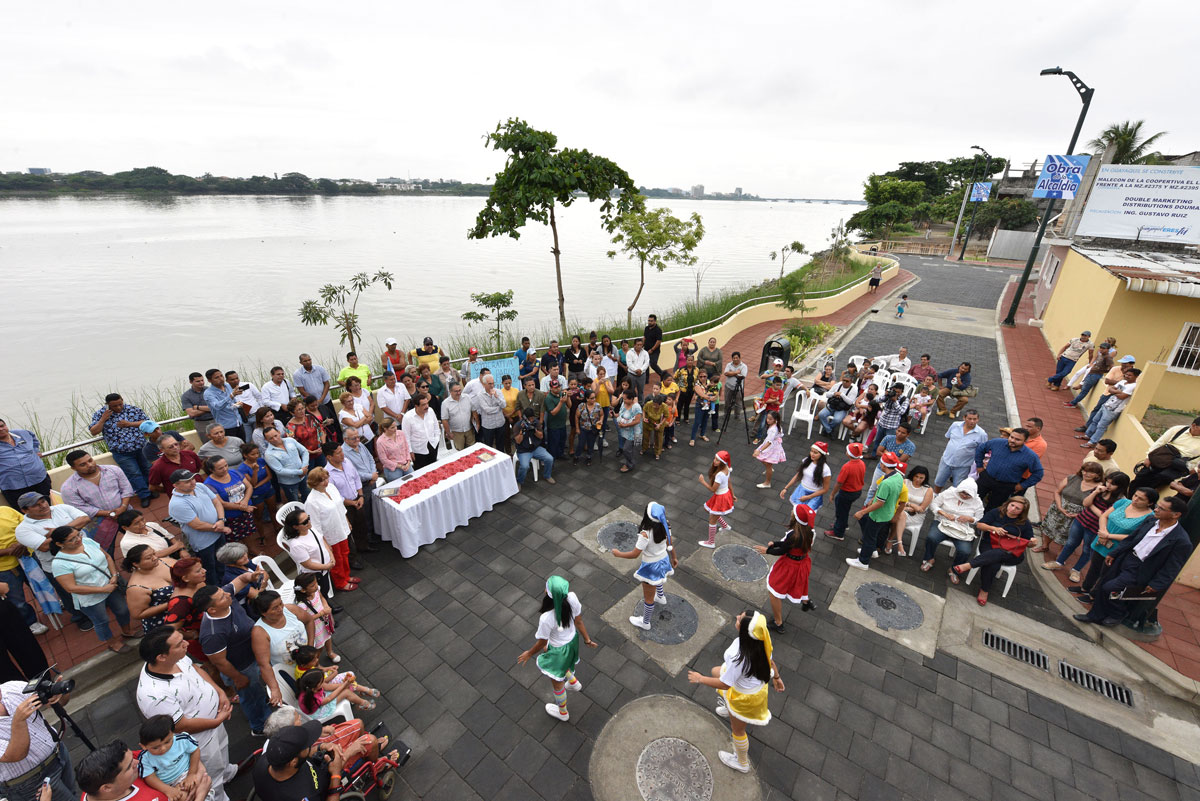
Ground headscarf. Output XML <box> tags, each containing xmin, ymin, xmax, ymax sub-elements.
<box><xmin>955</xmin><ymin>477</ymin><xmax>979</xmax><ymax>499</ymax></box>
<box><xmin>545</xmin><ymin>575</ymin><xmax>570</xmax><ymax>630</ymax></box>
<box><xmin>715</xmin><ymin>450</ymin><xmax>731</xmax><ymax>468</ymax></box>
<box><xmin>647</xmin><ymin>501</ymin><xmax>672</xmax><ymax>546</ymax></box>
<box><xmin>749</xmin><ymin>611</ymin><xmax>773</xmax><ymax>663</ymax></box>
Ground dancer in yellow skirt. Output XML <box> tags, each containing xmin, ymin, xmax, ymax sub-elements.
<box><xmin>687</xmin><ymin>610</ymin><xmax>785</xmax><ymax>772</ymax></box>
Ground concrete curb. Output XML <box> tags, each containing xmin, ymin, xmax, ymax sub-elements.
<box><xmin>994</xmin><ymin>277</ymin><xmax>1200</xmax><ymax>705</ymax></box>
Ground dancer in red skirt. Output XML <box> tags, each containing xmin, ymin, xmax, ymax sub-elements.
<box><xmin>698</xmin><ymin>450</ymin><xmax>736</xmax><ymax>548</ymax></box>
<box><xmin>754</xmin><ymin>503</ymin><xmax>816</xmax><ymax>633</ymax></box>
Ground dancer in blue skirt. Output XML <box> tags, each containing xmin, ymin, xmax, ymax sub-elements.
<box><xmin>612</xmin><ymin>502</ymin><xmax>679</xmax><ymax>631</ymax></box>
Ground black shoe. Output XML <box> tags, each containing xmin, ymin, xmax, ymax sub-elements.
<box><xmin>1073</xmin><ymin>426</ymin><xmax>1086</xmax><ymax>433</ymax></box>
<box><xmin>766</xmin><ymin>620</ymin><xmax>785</xmax><ymax>633</ymax></box>
<box><xmin>362</xmin><ymin>544</ymin><xmax>380</xmax><ymax>553</ymax></box>
<box><xmin>1076</xmin><ymin>594</ymin><xmax>1093</xmax><ymax>604</ymax></box>
<box><xmin>330</xmin><ymin>605</ymin><xmax>344</xmax><ymax>615</ymax></box>
<box><xmin>801</xmin><ymin>600</ymin><xmax>816</xmax><ymax>612</ymax></box>
<box><xmin>77</xmin><ymin>618</ymin><xmax>95</xmax><ymax>633</ymax></box>
<box><xmin>1067</xmin><ymin>586</ymin><xmax>1086</xmax><ymax>594</ymax></box>
<box><xmin>140</xmin><ymin>496</ymin><xmax>153</xmax><ymax>508</ymax></box>
<box><xmin>1072</xmin><ymin>614</ymin><xmax>1094</xmax><ymax>623</ymax></box>
<box><xmin>1099</xmin><ymin>617</ymin><xmax>1123</xmax><ymax>627</ymax></box>
<box><xmin>349</xmin><ymin>560</ymin><xmax>365</xmax><ymax>570</ymax></box>
<box><xmin>250</xmin><ymin>729</ymin><xmax>266</xmax><ymax>738</ymax></box>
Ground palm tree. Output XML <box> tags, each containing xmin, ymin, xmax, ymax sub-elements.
<box><xmin>1087</xmin><ymin>120</ymin><xmax>1168</xmax><ymax>165</ymax></box>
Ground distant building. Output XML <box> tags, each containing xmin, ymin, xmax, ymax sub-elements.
<box><xmin>668</xmin><ymin>187</ymin><xmax>685</xmax><ymax>196</ymax></box>
<box><xmin>376</xmin><ymin>177</ymin><xmax>418</xmax><ymax>191</ymax></box>
<box><xmin>27</xmin><ymin>168</ymin><xmax>51</xmax><ymax>175</ymax></box>
<box><xmin>735</xmin><ymin>187</ymin><xmax>742</xmax><ymax>197</ymax></box>
<box><xmin>690</xmin><ymin>184</ymin><xmax>704</xmax><ymax>199</ymax></box>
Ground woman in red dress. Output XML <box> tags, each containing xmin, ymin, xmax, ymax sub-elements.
<box><xmin>755</xmin><ymin>504</ymin><xmax>816</xmax><ymax>633</ymax></box>
<box><xmin>698</xmin><ymin>450</ymin><xmax>736</xmax><ymax>548</ymax></box>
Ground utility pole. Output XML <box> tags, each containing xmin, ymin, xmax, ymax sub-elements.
<box><xmin>947</xmin><ymin>145</ymin><xmax>987</xmax><ymax>259</ymax></box>
<box><xmin>958</xmin><ymin>148</ymin><xmax>991</xmax><ymax>261</ymax></box>
<box><xmin>1002</xmin><ymin>68</ymin><xmax>1094</xmax><ymax>327</ymax></box>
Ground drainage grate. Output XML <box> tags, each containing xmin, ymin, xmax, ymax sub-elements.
<box><xmin>981</xmin><ymin>630</ymin><xmax>1050</xmax><ymax>671</ymax></box>
<box><xmin>1059</xmin><ymin>661</ymin><xmax>1134</xmax><ymax>707</ymax></box>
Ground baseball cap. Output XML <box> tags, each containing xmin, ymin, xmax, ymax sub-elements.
<box><xmin>773</xmin><ymin>358</ymin><xmax>783</xmax><ymax>366</ymax></box>
<box><xmin>385</xmin><ymin>337</ymin><xmax>398</xmax><ymax>346</ymax></box>
<box><xmin>423</xmin><ymin>336</ymin><xmax>434</xmax><ymax>345</ymax></box>
<box><xmin>846</xmin><ymin>442</ymin><xmax>863</xmax><ymax>458</ymax></box>
<box><xmin>793</xmin><ymin>504</ymin><xmax>815</xmax><ymax>527</ymax></box>
<box><xmin>1081</xmin><ymin>330</ymin><xmax>1092</xmax><ymax>337</ymax></box>
<box><xmin>469</xmin><ymin>347</ymin><xmax>479</xmax><ymax>355</ymax></box>
<box><xmin>17</xmin><ymin>491</ymin><xmax>46</xmax><ymax>509</ymax></box>
<box><xmin>880</xmin><ymin>451</ymin><xmax>901</xmax><ymax>469</ymax></box>
<box><xmin>138</xmin><ymin>420</ymin><xmax>160</xmax><ymax>434</ymax></box>
<box><xmin>1118</xmin><ymin>355</ymin><xmax>1136</xmax><ymax>364</ymax></box>
<box><xmin>169</xmin><ymin>469</ymin><xmax>196</xmax><ymax>483</ymax></box>
<box><xmin>264</xmin><ymin>721</ymin><xmax>323</xmax><ymax>767</ymax></box>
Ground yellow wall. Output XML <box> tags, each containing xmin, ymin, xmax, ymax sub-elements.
<box><xmin>1040</xmin><ymin>249</ymin><xmax>1123</xmax><ymax>360</ymax></box>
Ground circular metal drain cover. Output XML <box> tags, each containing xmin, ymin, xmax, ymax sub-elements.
<box><xmin>598</xmin><ymin>521</ymin><xmax>639</xmax><ymax>552</ymax></box>
<box><xmin>712</xmin><ymin>544</ymin><xmax>769</xmax><ymax>582</ymax></box>
<box><xmin>855</xmin><ymin>582</ymin><xmax>924</xmax><ymax>631</ymax></box>
<box><xmin>632</xmin><ymin>595</ymin><xmax>699</xmax><ymax>645</ymax></box>
<box><xmin>635</xmin><ymin>737</ymin><xmax>713</xmax><ymax>801</ymax></box>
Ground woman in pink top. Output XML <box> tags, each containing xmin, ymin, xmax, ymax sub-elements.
<box><xmin>376</xmin><ymin>417</ymin><xmax>414</xmax><ymax>481</ymax></box>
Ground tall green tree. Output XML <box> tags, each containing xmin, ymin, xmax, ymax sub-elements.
<box><xmin>1087</xmin><ymin>120</ymin><xmax>1168</xmax><ymax>164</ymax></box>
<box><xmin>607</xmin><ymin>207</ymin><xmax>704</xmax><ymax>327</ymax></box>
<box><xmin>769</xmin><ymin>241</ymin><xmax>805</xmax><ymax>281</ymax></box>
<box><xmin>461</xmin><ymin>290</ymin><xmax>519</xmax><ymax>351</ymax></box>
<box><xmin>297</xmin><ymin>270</ymin><xmax>395</xmax><ymax>354</ymax></box>
<box><xmin>468</xmin><ymin>118</ymin><xmax>642</xmax><ymax>332</ymax></box>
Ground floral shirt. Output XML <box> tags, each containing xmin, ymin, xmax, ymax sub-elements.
<box><xmin>89</xmin><ymin>404</ymin><xmax>150</xmax><ymax>453</ymax></box>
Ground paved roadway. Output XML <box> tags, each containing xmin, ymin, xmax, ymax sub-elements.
<box><xmin>63</xmin><ymin>255</ymin><xmax>1197</xmax><ymax>801</ymax></box>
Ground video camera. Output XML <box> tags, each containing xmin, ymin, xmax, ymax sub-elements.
<box><xmin>23</xmin><ymin>667</ymin><xmax>74</xmax><ymax>705</ymax></box>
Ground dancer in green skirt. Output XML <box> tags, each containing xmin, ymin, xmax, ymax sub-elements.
<box><xmin>517</xmin><ymin>575</ymin><xmax>598</xmax><ymax>721</ymax></box>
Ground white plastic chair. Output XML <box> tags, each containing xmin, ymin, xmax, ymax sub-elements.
<box><xmin>787</xmin><ymin>391</ymin><xmax>819</xmax><ymax>437</ymax></box>
<box><xmin>918</xmin><ymin>410</ymin><xmax>932</xmax><ymax>435</ymax></box>
<box><xmin>511</xmin><ymin>452</ymin><xmax>538</xmax><ymax>482</ymax></box>
<box><xmin>965</xmin><ymin>541</ymin><xmax>1018</xmax><ymax>598</ymax></box>
<box><xmin>871</xmin><ymin>370</ymin><xmax>890</xmax><ymax>390</ymax></box>
<box><xmin>272</xmin><ymin>664</ymin><xmax>355</xmax><ymax>724</ymax></box>
<box><xmin>848</xmin><ymin>355</ymin><xmax>867</xmax><ymax>372</ymax></box>
<box><xmin>903</xmin><ymin>518</ymin><xmax>926</xmax><ymax>556</ymax></box>
<box><xmin>274</xmin><ymin>501</ymin><xmax>334</xmax><ymax>601</ymax></box>
<box><xmin>252</xmin><ymin>555</ymin><xmax>297</xmax><ymax>605</ymax></box>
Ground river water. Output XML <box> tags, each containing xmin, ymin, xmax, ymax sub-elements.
<box><xmin>0</xmin><ymin>194</ymin><xmax>854</xmax><ymax>436</ymax></box>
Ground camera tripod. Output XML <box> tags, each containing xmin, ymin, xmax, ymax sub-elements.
<box><xmin>715</xmin><ymin>376</ymin><xmax>752</xmax><ymax>446</ymax></box>
<box><xmin>51</xmin><ymin>701</ymin><xmax>95</xmax><ymax>752</ymax></box>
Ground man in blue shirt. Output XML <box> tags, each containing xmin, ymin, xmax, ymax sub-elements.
<box><xmin>973</xmin><ymin>428</ymin><xmax>1044</xmax><ymax>511</ymax></box>
<box><xmin>88</xmin><ymin>394</ymin><xmax>156</xmax><ymax>508</ymax></box>
<box><xmin>293</xmin><ymin>354</ymin><xmax>335</xmax><ymax>423</ymax></box>
<box><xmin>202</xmin><ymin>370</ymin><xmax>245</xmax><ymax>437</ymax></box>
<box><xmin>935</xmin><ymin>362</ymin><xmax>973</xmax><ymax>418</ymax></box>
<box><xmin>514</xmin><ymin>336</ymin><xmax>532</xmax><ymax>364</ymax></box>
<box><xmin>340</xmin><ymin>428</ymin><xmax>381</xmax><ymax>553</ymax></box>
<box><xmin>167</xmin><ymin>469</ymin><xmax>231</xmax><ymax>585</ymax></box>
<box><xmin>934</xmin><ymin>410</ymin><xmax>988</xmax><ymax>491</ymax></box>
<box><xmin>0</xmin><ymin>418</ymin><xmax>51</xmax><ymax>509</ymax></box>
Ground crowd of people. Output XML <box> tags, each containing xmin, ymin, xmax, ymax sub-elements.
<box><xmin>2</xmin><ymin>311</ymin><xmax>1199</xmax><ymax>796</ymax></box>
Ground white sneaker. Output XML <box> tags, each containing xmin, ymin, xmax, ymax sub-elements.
<box><xmin>718</xmin><ymin>751</ymin><xmax>750</xmax><ymax>773</ymax></box>
<box><xmin>756</xmin><ymin>483</ymin><xmax>771</xmax><ymax>489</ymax></box>
<box><xmin>655</xmin><ymin>593</ymin><xmax>668</xmax><ymax>607</ymax></box>
<box><xmin>845</xmin><ymin>557</ymin><xmax>869</xmax><ymax>571</ymax></box>
<box><xmin>566</xmin><ymin>679</ymin><xmax>584</xmax><ymax>692</ymax></box>
<box><xmin>698</xmin><ymin>540</ymin><xmax>716</xmax><ymax>549</ymax></box>
<box><xmin>715</xmin><ymin>703</ymin><xmax>729</xmax><ymax>718</ymax></box>
<box><xmin>629</xmin><ymin>616</ymin><xmax>651</xmax><ymax>630</ymax></box>
<box><xmin>544</xmin><ymin>702</ymin><xmax>569</xmax><ymax>721</ymax></box>
<box><xmin>29</xmin><ymin>622</ymin><xmax>48</xmax><ymax>635</ymax></box>
<box><xmin>719</xmin><ymin>521</ymin><xmax>732</xmax><ymax>531</ymax></box>
<box><xmin>872</xmin><ymin>550</ymin><xmax>880</xmax><ymax>559</ymax></box>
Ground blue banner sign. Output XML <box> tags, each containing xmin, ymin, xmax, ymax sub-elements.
<box><xmin>1032</xmin><ymin>155</ymin><xmax>1092</xmax><ymax>199</ymax></box>
<box><xmin>470</xmin><ymin>357</ymin><xmax>520</xmax><ymax>382</ymax></box>
<box><xmin>969</xmin><ymin>182</ymin><xmax>992</xmax><ymax>202</ymax></box>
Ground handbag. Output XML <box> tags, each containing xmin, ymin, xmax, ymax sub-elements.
<box><xmin>827</xmin><ymin>393</ymin><xmax>851</xmax><ymax>413</ymax></box>
<box><xmin>990</xmin><ymin>528</ymin><xmax>1029</xmax><ymax>558</ymax></box>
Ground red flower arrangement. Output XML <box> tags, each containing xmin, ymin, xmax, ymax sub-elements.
<box><xmin>384</xmin><ymin>448</ymin><xmax>501</xmax><ymax>504</ymax></box>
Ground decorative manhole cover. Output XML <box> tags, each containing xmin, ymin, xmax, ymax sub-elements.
<box><xmin>712</xmin><ymin>544</ymin><xmax>769</xmax><ymax>582</ymax></box>
<box><xmin>632</xmin><ymin>595</ymin><xmax>699</xmax><ymax>645</ymax></box>
<box><xmin>855</xmin><ymin>582</ymin><xmax>924</xmax><ymax>631</ymax></box>
<box><xmin>598</xmin><ymin>521</ymin><xmax>639</xmax><ymax>552</ymax></box>
<box><xmin>635</xmin><ymin>737</ymin><xmax>713</xmax><ymax>801</ymax></box>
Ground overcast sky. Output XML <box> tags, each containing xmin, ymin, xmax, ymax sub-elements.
<box><xmin>4</xmin><ymin>1</ymin><xmax>1195</xmax><ymax>198</ymax></box>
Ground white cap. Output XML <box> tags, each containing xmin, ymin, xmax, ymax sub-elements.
<box><xmin>385</xmin><ymin>337</ymin><xmax>398</xmax><ymax>346</ymax></box>
<box><xmin>773</xmin><ymin>358</ymin><xmax>783</xmax><ymax>366</ymax></box>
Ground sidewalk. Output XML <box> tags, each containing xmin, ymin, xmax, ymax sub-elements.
<box><xmin>998</xmin><ymin>280</ymin><xmax>1200</xmax><ymax>681</ymax></box>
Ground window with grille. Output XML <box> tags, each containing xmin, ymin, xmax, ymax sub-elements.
<box><xmin>1168</xmin><ymin>323</ymin><xmax>1200</xmax><ymax>375</ymax></box>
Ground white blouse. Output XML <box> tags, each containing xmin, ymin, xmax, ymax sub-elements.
<box><xmin>304</xmin><ymin>485</ymin><xmax>350</xmax><ymax>547</ymax></box>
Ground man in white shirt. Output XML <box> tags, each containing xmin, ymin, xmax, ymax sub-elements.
<box><xmin>539</xmin><ymin>365</ymin><xmax>568</xmax><ymax>395</ymax></box>
<box><xmin>1075</xmin><ymin>496</ymin><xmax>1191</xmax><ymax>626</ymax></box>
<box><xmin>1081</xmin><ymin>369</ymin><xmax>1140</xmax><ymax>448</ymax></box>
<box><xmin>15</xmin><ymin>492</ymin><xmax>91</xmax><ymax>629</ymax></box>
<box><xmin>0</xmin><ymin>677</ymin><xmax>78</xmax><ymax>801</ymax></box>
<box><xmin>459</xmin><ymin>348</ymin><xmax>483</xmax><ymax>383</ymax></box>
<box><xmin>223</xmin><ymin>370</ymin><xmax>262</xmax><ymax>440</ymax></box>
<box><xmin>874</xmin><ymin>347</ymin><xmax>912</xmax><ymax>374</ymax></box>
<box><xmin>722</xmin><ymin>352</ymin><xmax>749</xmax><ymax>416</ymax></box>
<box><xmin>472</xmin><ymin>374</ymin><xmax>508</xmax><ymax>449</ymax></box>
<box><xmin>376</xmin><ymin>371</ymin><xmax>410</xmax><ymax>426</ymax></box>
<box><xmin>441</xmin><ymin>383</ymin><xmax>477</xmax><ymax>451</ymax></box>
<box><xmin>136</xmin><ymin>628</ymin><xmax>235</xmax><ymax>801</ymax></box>
<box><xmin>259</xmin><ymin>366</ymin><xmax>296</xmax><ymax>424</ymax></box>
<box><xmin>403</xmin><ymin>393</ymin><xmax>442</xmax><ymax>470</ymax></box>
<box><xmin>463</xmin><ymin>368</ymin><xmax>488</xmax><ymax>400</ymax></box>
<box><xmin>626</xmin><ymin>339</ymin><xmax>651</xmax><ymax>400</ymax></box>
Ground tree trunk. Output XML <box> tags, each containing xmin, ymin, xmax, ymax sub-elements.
<box><xmin>550</xmin><ymin>205</ymin><xmax>567</xmax><ymax>334</ymax></box>
<box><xmin>627</xmin><ymin>257</ymin><xmax>646</xmax><ymax>328</ymax></box>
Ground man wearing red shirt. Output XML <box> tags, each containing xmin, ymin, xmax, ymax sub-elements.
<box><xmin>77</xmin><ymin>742</ymin><xmax>167</xmax><ymax>801</ymax></box>
<box><xmin>825</xmin><ymin>442</ymin><xmax>867</xmax><ymax>541</ymax></box>
<box><xmin>147</xmin><ymin>438</ymin><xmax>203</xmax><ymax>497</ymax></box>
<box><xmin>908</xmin><ymin>353</ymin><xmax>937</xmax><ymax>383</ymax></box>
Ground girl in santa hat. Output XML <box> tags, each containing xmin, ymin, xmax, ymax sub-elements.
<box><xmin>611</xmin><ymin>502</ymin><xmax>678</xmax><ymax>631</ymax></box>
<box><xmin>755</xmin><ymin>504</ymin><xmax>817</xmax><ymax>633</ymax></box>
<box><xmin>780</xmin><ymin>441</ymin><xmax>831</xmax><ymax>512</ymax></box>
<box><xmin>698</xmin><ymin>450</ymin><xmax>736</xmax><ymax>548</ymax></box>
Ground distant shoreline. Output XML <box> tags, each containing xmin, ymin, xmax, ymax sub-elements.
<box><xmin>0</xmin><ymin>189</ymin><xmax>865</xmax><ymax>203</ymax></box>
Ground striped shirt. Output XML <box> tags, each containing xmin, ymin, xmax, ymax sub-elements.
<box><xmin>0</xmin><ymin>681</ymin><xmax>59</xmax><ymax>782</ymax></box>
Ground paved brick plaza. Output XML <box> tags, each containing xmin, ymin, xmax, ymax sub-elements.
<box><xmin>65</xmin><ymin>255</ymin><xmax>1197</xmax><ymax>801</ymax></box>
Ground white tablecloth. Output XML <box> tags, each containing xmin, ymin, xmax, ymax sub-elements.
<box><xmin>373</xmin><ymin>443</ymin><xmax>519</xmax><ymax>557</ymax></box>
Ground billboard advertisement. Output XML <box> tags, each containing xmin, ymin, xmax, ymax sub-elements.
<box><xmin>1077</xmin><ymin>165</ymin><xmax>1200</xmax><ymax>244</ymax></box>
<box><xmin>969</xmin><ymin>182</ymin><xmax>992</xmax><ymax>202</ymax></box>
<box><xmin>1032</xmin><ymin>154</ymin><xmax>1091</xmax><ymax>199</ymax></box>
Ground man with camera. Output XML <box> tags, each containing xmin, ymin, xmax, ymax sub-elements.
<box><xmin>253</xmin><ymin>720</ymin><xmax>360</xmax><ymax>801</ymax></box>
<box><xmin>0</xmin><ymin>670</ymin><xmax>78</xmax><ymax>801</ymax></box>
<box><xmin>513</xmin><ymin>408</ymin><xmax>554</xmax><ymax>486</ymax></box>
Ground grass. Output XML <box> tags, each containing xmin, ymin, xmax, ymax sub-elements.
<box><xmin>27</xmin><ymin>256</ymin><xmax>886</xmax><ymax>462</ymax></box>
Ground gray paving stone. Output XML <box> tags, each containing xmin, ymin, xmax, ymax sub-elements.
<box><xmin>444</xmin><ymin>731</ymin><xmax>491</xmax><ymax>777</ymax></box>
<box><xmin>466</xmin><ymin>753</ymin><xmax>516</xmax><ymax>799</ymax></box>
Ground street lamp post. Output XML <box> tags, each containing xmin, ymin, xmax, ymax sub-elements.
<box><xmin>957</xmin><ymin>147</ymin><xmax>991</xmax><ymax>261</ymax></box>
<box><xmin>948</xmin><ymin>145</ymin><xmax>987</xmax><ymax>259</ymax></box>
<box><xmin>1001</xmin><ymin>67</ymin><xmax>1094</xmax><ymax>327</ymax></box>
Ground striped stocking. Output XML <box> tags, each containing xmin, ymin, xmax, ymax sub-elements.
<box><xmin>732</xmin><ymin>732</ymin><xmax>750</xmax><ymax>767</ymax></box>
<box><xmin>642</xmin><ymin>601</ymin><xmax>655</xmax><ymax>625</ymax></box>
<box><xmin>554</xmin><ymin>687</ymin><xmax>567</xmax><ymax>714</ymax></box>
<box><xmin>706</xmin><ymin>525</ymin><xmax>717</xmax><ymax>545</ymax></box>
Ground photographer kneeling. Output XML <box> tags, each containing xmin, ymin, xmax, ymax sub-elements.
<box><xmin>254</xmin><ymin>720</ymin><xmax>364</xmax><ymax>801</ymax></box>
<box><xmin>0</xmin><ymin>673</ymin><xmax>77</xmax><ymax>801</ymax></box>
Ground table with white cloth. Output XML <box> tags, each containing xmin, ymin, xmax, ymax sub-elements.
<box><xmin>372</xmin><ymin>443</ymin><xmax>520</xmax><ymax>557</ymax></box>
